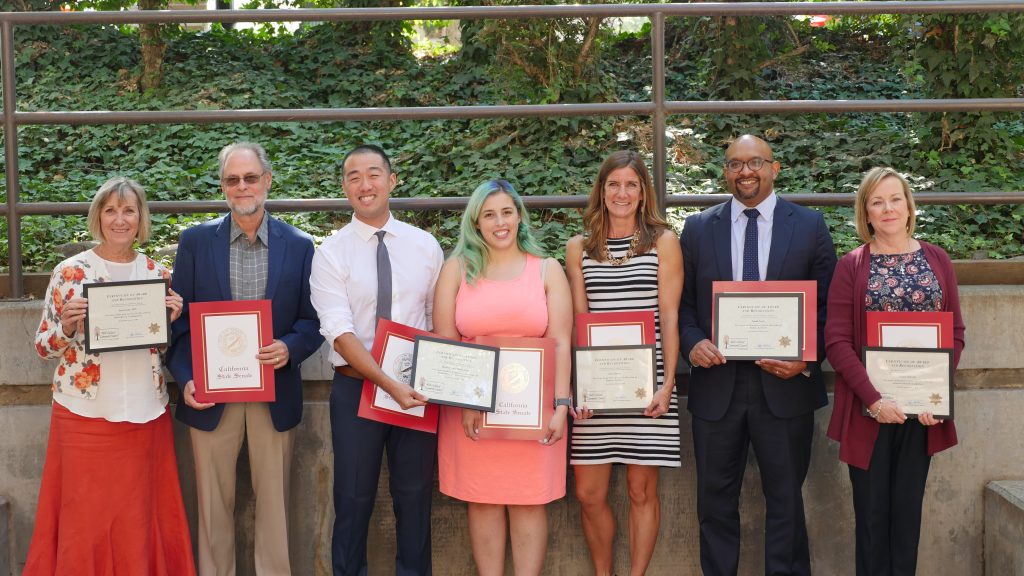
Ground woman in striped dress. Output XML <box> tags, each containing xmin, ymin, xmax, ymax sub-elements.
<box><xmin>566</xmin><ymin>151</ymin><xmax>683</xmax><ymax>576</ymax></box>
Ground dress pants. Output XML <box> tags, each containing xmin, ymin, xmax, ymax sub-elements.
<box><xmin>848</xmin><ymin>421</ymin><xmax>931</xmax><ymax>576</ymax></box>
<box><xmin>330</xmin><ymin>373</ymin><xmax>436</xmax><ymax>576</ymax></box>
<box><xmin>190</xmin><ymin>402</ymin><xmax>295</xmax><ymax>576</ymax></box>
<box><xmin>692</xmin><ymin>362</ymin><xmax>814</xmax><ymax>576</ymax></box>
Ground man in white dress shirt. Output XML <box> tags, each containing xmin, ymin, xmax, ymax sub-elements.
<box><xmin>309</xmin><ymin>144</ymin><xmax>444</xmax><ymax>576</ymax></box>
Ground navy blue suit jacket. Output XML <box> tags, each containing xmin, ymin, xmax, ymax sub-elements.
<box><xmin>167</xmin><ymin>214</ymin><xmax>323</xmax><ymax>432</ymax></box>
<box><xmin>679</xmin><ymin>196</ymin><xmax>837</xmax><ymax>421</ymax></box>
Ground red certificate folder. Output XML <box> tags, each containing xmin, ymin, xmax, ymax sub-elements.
<box><xmin>357</xmin><ymin>319</ymin><xmax>440</xmax><ymax>434</ymax></box>
<box><xmin>866</xmin><ymin>311</ymin><xmax>954</xmax><ymax>348</ymax></box>
<box><xmin>475</xmin><ymin>336</ymin><xmax>556</xmax><ymax>441</ymax></box>
<box><xmin>712</xmin><ymin>280</ymin><xmax>818</xmax><ymax>361</ymax></box>
<box><xmin>191</xmin><ymin>300</ymin><xmax>275</xmax><ymax>403</ymax></box>
<box><xmin>575</xmin><ymin>311</ymin><xmax>656</xmax><ymax>347</ymax></box>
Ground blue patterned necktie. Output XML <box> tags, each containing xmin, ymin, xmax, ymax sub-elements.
<box><xmin>742</xmin><ymin>208</ymin><xmax>760</xmax><ymax>281</ymax></box>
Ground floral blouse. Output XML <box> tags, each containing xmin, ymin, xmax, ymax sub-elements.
<box><xmin>865</xmin><ymin>249</ymin><xmax>944</xmax><ymax>312</ymax></box>
<box><xmin>34</xmin><ymin>249</ymin><xmax>171</xmax><ymax>401</ymax></box>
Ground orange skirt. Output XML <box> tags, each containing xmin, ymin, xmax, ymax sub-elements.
<box><xmin>23</xmin><ymin>402</ymin><xmax>196</xmax><ymax>576</ymax></box>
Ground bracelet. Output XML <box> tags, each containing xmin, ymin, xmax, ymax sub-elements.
<box><xmin>866</xmin><ymin>400</ymin><xmax>884</xmax><ymax>420</ymax></box>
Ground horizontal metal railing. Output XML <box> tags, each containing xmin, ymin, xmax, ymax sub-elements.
<box><xmin>3</xmin><ymin>1</ymin><xmax>1024</xmax><ymax>297</ymax></box>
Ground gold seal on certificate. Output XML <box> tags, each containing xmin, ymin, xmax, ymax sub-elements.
<box><xmin>83</xmin><ymin>278</ymin><xmax>170</xmax><ymax>354</ymax></box>
<box><xmin>863</xmin><ymin>347</ymin><xmax>954</xmax><ymax>419</ymax></box>
<box><xmin>573</xmin><ymin>345</ymin><xmax>656</xmax><ymax>413</ymax></box>
<box><xmin>189</xmin><ymin>300</ymin><xmax>276</xmax><ymax>403</ymax></box>
<box><xmin>410</xmin><ymin>336</ymin><xmax>500</xmax><ymax>411</ymax></box>
<box><xmin>714</xmin><ymin>292</ymin><xmax>804</xmax><ymax>360</ymax></box>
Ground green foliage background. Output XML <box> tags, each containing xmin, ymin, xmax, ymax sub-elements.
<box><xmin>1</xmin><ymin>8</ymin><xmax>1023</xmax><ymax>275</ymax></box>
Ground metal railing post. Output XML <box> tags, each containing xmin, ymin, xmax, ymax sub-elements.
<box><xmin>1</xmin><ymin>21</ymin><xmax>23</xmax><ymax>298</ymax></box>
<box><xmin>651</xmin><ymin>11</ymin><xmax>666</xmax><ymax>213</ymax></box>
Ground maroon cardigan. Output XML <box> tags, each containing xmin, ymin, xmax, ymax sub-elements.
<box><xmin>824</xmin><ymin>241</ymin><xmax>965</xmax><ymax>470</ymax></box>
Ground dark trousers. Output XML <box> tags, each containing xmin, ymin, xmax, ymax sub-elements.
<box><xmin>330</xmin><ymin>373</ymin><xmax>436</xmax><ymax>576</ymax></box>
<box><xmin>848</xmin><ymin>422</ymin><xmax>932</xmax><ymax>576</ymax></box>
<box><xmin>692</xmin><ymin>362</ymin><xmax>814</xmax><ymax>576</ymax></box>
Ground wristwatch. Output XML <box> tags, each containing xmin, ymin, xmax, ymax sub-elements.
<box><xmin>553</xmin><ymin>397</ymin><xmax>572</xmax><ymax>409</ymax></box>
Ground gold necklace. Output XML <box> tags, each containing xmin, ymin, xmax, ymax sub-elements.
<box><xmin>603</xmin><ymin>229</ymin><xmax>641</xmax><ymax>266</ymax></box>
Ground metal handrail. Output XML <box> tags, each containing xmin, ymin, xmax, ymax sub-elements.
<box><xmin>3</xmin><ymin>1</ymin><xmax>1024</xmax><ymax>297</ymax></box>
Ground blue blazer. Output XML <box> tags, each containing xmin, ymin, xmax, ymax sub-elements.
<box><xmin>167</xmin><ymin>214</ymin><xmax>323</xmax><ymax>432</ymax></box>
<box><xmin>679</xmin><ymin>196</ymin><xmax>837</xmax><ymax>421</ymax></box>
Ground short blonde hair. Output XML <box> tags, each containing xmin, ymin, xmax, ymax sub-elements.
<box><xmin>854</xmin><ymin>167</ymin><xmax>916</xmax><ymax>244</ymax></box>
<box><xmin>87</xmin><ymin>176</ymin><xmax>151</xmax><ymax>244</ymax></box>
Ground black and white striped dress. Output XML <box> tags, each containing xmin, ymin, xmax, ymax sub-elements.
<box><xmin>569</xmin><ymin>236</ymin><xmax>682</xmax><ymax>467</ymax></box>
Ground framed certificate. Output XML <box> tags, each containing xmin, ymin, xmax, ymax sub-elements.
<box><xmin>83</xmin><ymin>278</ymin><xmax>170</xmax><ymax>353</ymax></box>
<box><xmin>357</xmin><ymin>319</ymin><xmax>440</xmax><ymax>434</ymax></box>
<box><xmin>863</xmin><ymin>347</ymin><xmax>954</xmax><ymax>418</ymax></box>
<box><xmin>573</xmin><ymin>345</ymin><xmax>656</xmax><ymax>413</ymax></box>
<box><xmin>476</xmin><ymin>336</ymin><xmax>556</xmax><ymax>441</ymax></box>
<box><xmin>575</xmin><ymin>311</ymin><xmax>656</xmax><ymax>347</ymax></box>
<box><xmin>189</xmin><ymin>300</ymin><xmax>275</xmax><ymax>403</ymax></box>
<box><xmin>712</xmin><ymin>280</ymin><xmax>817</xmax><ymax>361</ymax></box>
<box><xmin>411</xmin><ymin>336</ymin><xmax>500</xmax><ymax>411</ymax></box>
<box><xmin>866</xmin><ymin>311</ymin><xmax>954</xmax><ymax>349</ymax></box>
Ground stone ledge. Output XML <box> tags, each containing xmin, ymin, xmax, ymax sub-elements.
<box><xmin>984</xmin><ymin>481</ymin><xmax>1024</xmax><ymax>576</ymax></box>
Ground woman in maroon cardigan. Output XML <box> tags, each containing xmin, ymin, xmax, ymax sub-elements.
<box><xmin>825</xmin><ymin>167</ymin><xmax>965</xmax><ymax>576</ymax></box>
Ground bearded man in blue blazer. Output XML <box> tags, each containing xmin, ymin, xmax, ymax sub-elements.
<box><xmin>679</xmin><ymin>135</ymin><xmax>837</xmax><ymax>576</ymax></box>
<box><xmin>168</xmin><ymin>142</ymin><xmax>323</xmax><ymax>576</ymax></box>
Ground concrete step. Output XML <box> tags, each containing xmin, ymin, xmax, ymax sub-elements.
<box><xmin>985</xmin><ymin>481</ymin><xmax>1024</xmax><ymax>576</ymax></box>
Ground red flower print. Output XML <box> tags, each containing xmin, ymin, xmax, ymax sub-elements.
<box><xmin>52</xmin><ymin>288</ymin><xmax>65</xmax><ymax>314</ymax></box>
<box><xmin>61</xmin><ymin>266</ymin><xmax>86</xmax><ymax>283</ymax></box>
<box><xmin>885</xmin><ymin>277</ymin><xmax>898</xmax><ymax>288</ymax></box>
<box><xmin>906</xmin><ymin>265</ymin><xmax>919</xmax><ymax>274</ymax></box>
<box><xmin>912</xmin><ymin>290</ymin><xmax>925</xmax><ymax>303</ymax></box>
<box><xmin>35</xmin><ymin>342</ymin><xmax>47</xmax><ymax>357</ymax></box>
<box><xmin>40</xmin><ymin>319</ymin><xmax>48</xmax><ymax>332</ymax></box>
<box><xmin>57</xmin><ymin>365</ymin><xmax>66</xmax><ymax>376</ymax></box>
<box><xmin>146</xmin><ymin>258</ymin><xmax>155</xmax><ymax>270</ymax></box>
<box><xmin>47</xmin><ymin>332</ymin><xmax>60</xmax><ymax>350</ymax></box>
<box><xmin>73</xmin><ymin>363</ymin><xmax>100</xmax><ymax>390</ymax></box>
<box><xmin>919</xmin><ymin>275</ymin><xmax>932</xmax><ymax>286</ymax></box>
<box><xmin>868</xmin><ymin>278</ymin><xmax>882</xmax><ymax>290</ymax></box>
<box><xmin>63</xmin><ymin>348</ymin><xmax>77</xmax><ymax>364</ymax></box>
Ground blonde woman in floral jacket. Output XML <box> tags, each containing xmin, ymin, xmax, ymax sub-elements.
<box><xmin>24</xmin><ymin>177</ymin><xmax>196</xmax><ymax>576</ymax></box>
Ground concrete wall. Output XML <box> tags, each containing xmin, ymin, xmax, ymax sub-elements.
<box><xmin>1</xmin><ymin>285</ymin><xmax>1022</xmax><ymax>575</ymax></box>
<box><xmin>985</xmin><ymin>481</ymin><xmax>1024</xmax><ymax>576</ymax></box>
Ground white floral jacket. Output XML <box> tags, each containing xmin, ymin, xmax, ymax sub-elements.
<box><xmin>34</xmin><ymin>249</ymin><xmax>171</xmax><ymax>401</ymax></box>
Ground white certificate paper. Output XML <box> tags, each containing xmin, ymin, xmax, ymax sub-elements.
<box><xmin>864</xmin><ymin>347</ymin><xmax>954</xmax><ymax>418</ymax></box>
<box><xmin>375</xmin><ymin>333</ymin><xmax>426</xmax><ymax>417</ymax></box>
<box><xmin>411</xmin><ymin>337</ymin><xmax>499</xmax><ymax>411</ymax></box>
<box><xmin>83</xmin><ymin>279</ymin><xmax>169</xmax><ymax>353</ymax></box>
<box><xmin>203</xmin><ymin>312</ymin><xmax>263</xmax><ymax>391</ymax></box>
<box><xmin>715</xmin><ymin>293</ymin><xmax>803</xmax><ymax>360</ymax></box>
<box><xmin>485</xmin><ymin>347</ymin><xmax>543</xmax><ymax>429</ymax></box>
<box><xmin>880</xmin><ymin>325</ymin><xmax>940</xmax><ymax>348</ymax></box>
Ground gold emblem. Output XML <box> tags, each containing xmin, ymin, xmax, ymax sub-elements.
<box><xmin>779</xmin><ymin>336</ymin><xmax>791</xmax><ymax>348</ymax></box>
<box><xmin>149</xmin><ymin>322</ymin><xmax>160</xmax><ymax>335</ymax></box>
<box><xmin>473</xmin><ymin>386</ymin><xmax>484</xmax><ymax>400</ymax></box>
<box><xmin>217</xmin><ymin>326</ymin><xmax>247</xmax><ymax>357</ymax></box>
<box><xmin>635</xmin><ymin>387</ymin><xmax>648</xmax><ymax>400</ymax></box>
<box><xmin>499</xmin><ymin>363</ymin><xmax>530</xmax><ymax>394</ymax></box>
<box><xmin>930</xmin><ymin>393</ymin><xmax>943</xmax><ymax>405</ymax></box>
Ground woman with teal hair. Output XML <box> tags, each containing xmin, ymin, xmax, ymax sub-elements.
<box><xmin>434</xmin><ymin>179</ymin><xmax>573</xmax><ymax>575</ymax></box>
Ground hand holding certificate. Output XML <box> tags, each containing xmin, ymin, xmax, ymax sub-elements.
<box><xmin>357</xmin><ymin>319</ymin><xmax>440</xmax><ymax>433</ymax></box>
<box><xmin>411</xmin><ymin>336</ymin><xmax>500</xmax><ymax>411</ymax></box>
<box><xmin>863</xmin><ymin>311</ymin><xmax>956</xmax><ymax>419</ymax></box>
<box><xmin>83</xmin><ymin>279</ymin><xmax>171</xmax><ymax>353</ymax></box>
<box><xmin>189</xmin><ymin>300</ymin><xmax>275</xmax><ymax>403</ymax></box>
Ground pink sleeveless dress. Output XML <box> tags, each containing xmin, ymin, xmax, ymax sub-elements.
<box><xmin>437</xmin><ymin>255</ymin><xmax>567</xmax><ymax>504</ymax></box>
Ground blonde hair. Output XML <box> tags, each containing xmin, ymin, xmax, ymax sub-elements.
<box><xmin>87</xmin><ymin>176</ymin><xmax>151</xmax><ymax>244</ymax></box>
<box><xmin>854</xmin><ymin>167</ymin><xmax>916</xmax><ymax>244</ymax></box>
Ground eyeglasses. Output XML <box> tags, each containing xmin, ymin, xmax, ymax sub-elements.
<box><xmin>222</xmin><ymin>173</ymin><xmax>265</xmax><ymax>187</ymax></box>
<box><xmin>725</xmin><ymin>158</ymin><xmax>771</xmax><ymax>173</ymax></box>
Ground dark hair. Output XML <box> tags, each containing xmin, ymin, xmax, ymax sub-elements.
<box><xmin>342</xmin><ymin>144</ymin><xmax>393</xmax><ymax>176</ymax></box>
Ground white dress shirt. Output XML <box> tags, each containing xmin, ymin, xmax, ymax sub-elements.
<box><xmin>54</xmin><ymin>259</ymin><xmax>168</xmax><ymax>423</ymax></box>
<box><xmin>730</xmin><ymin>192</ymin><xmax>777</xmax><ymax>281</ymax></box>
<box><xmin>310</xmin><ymin>213</ymin><xmax>444</xmax><ymax>366</ymax></box>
